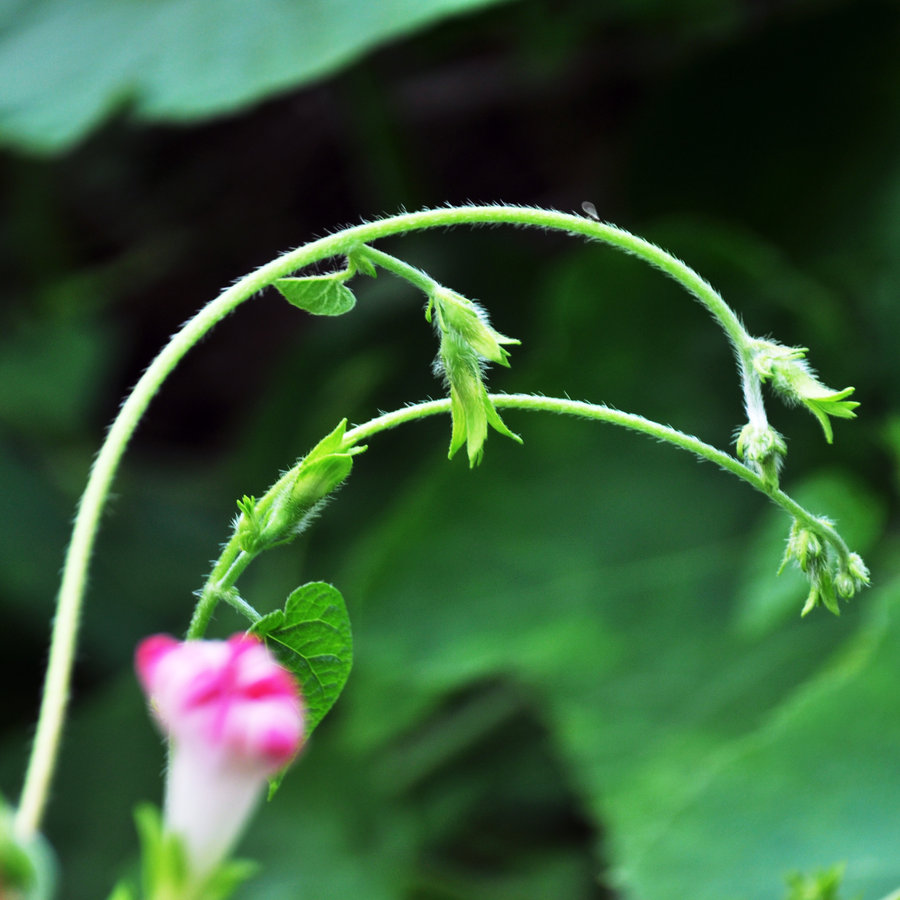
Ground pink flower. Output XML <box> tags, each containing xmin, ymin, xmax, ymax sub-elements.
<box><xmin>136</xmin><ymin>633</ymin><xmax>304</xmax><ymax>879</ymax></box>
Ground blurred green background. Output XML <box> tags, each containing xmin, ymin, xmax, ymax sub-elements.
<box><xmin>2</xmin><ymin>0</ymin><xmax>899</xmax><ymax>897</ymax></box>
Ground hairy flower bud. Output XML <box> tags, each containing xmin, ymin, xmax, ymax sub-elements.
<box><xmin>430</xmin><ymin>288</ymin><xmax>519</xmax><ymax>367</ymax></box>
<box><xmin>736</xmin><ymin>422</ymin><xmax>787</xmax><ymax>489</ymax></box>
<box><xmin>429</xmin><ymin>291</ymin><xmax>522</xmax><ymax>466</ymax></box>
<box><xmin>750</xmin><ymin>340</ymin><xmax>858</xmax><ymax>443</ymax></box>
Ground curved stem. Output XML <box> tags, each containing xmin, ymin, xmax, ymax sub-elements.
<box><xmin>14</xmin><ymin>205</ymin><xmax>764</xmax><ymax>839</ymax></box>
<box><xmin>343</xmin><ymin>393</ymin><xmax>850</xmax><ymax>561</ymax></box>
<box><xmin>15</xmin><ymin>261</ymin><xmax>287</xmax><ymax>839</ymax></box>
<box><xmin>354</xmin><ymin>244</ymin><xmax>440</xmax><ymax>296</ymax></box>
<box><xmin>187</xmin><ymin>547</ymin><xmax>260</xmax><ymax>640</ymax></box>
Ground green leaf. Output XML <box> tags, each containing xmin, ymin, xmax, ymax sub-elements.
<box><xmin>0</xmin><ymin>0</ymin><xmax>516</xmax><ymax>153</ymax></box>
<box><xmin>626</xmin><ymin>581</ymin><xmax>900</xmax><ymax>900</ymax></box>
<box><xmin>274</xmin><ymin>273</ymin><xmax>357</xmax><ymax>316</ymax></box>
<box><xmin>333</xmin><ymin>416</ymin><xmax>872</xmax><ymax>898</ymax></box>
<box><xmin>251</xmin><ymin>582</ymin><xmax>353</xmax><ymax>737</ymax></box>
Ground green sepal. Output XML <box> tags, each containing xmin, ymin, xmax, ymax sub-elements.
<box><xmin>133</xmin><ymin>805</ymin><xmax>257</xmax><ymax>900</ymax></box>
<box><xmin>443</xmin><ymin>346</ymin><xmax>521</xmax><ymax>466</ymax></box>
<box><xmin>274</xmin><ymin>271</ymin><xmax>356</xmax><ymax>316</ymax></box>
<box><xmin>135</xmin><ymin>803</ymin><xmax>187</xmax><ymax>900</ymax></box>
<box><xmin>234</xmin><ymin>495</ymin><xmax>261</xmax><ymax>553</ymax></box>
<box><xmin>751</xmin><ymin>340</ymin><xmax>859</xmax><ymax>443</ymax></box>
<box><xmin>250</xmin><ymin>581</ymin><xmax>353</xmax><ymax>740</ymax></box>
<box><xmin>801</xmin><ymin>569</ymin><xmax>839</xmax><ymax>617</ymax></box>
<box><xmin>801</xmin><ymin>385</ymin><xmax>859</xmax><ymax>444</ymax></box>
<box><xmin>447</xmin><ymin>375</ymin><xmax>521</xmax><ymax>467</ymax></box>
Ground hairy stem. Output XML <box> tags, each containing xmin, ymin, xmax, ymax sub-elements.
<box><xmin>343</xmin><ymin>394</ymin><xmax>853</xmax><ymax>563</ymax></box>
<box><xmin>14</xmin><ymin>205</ymin><xmax>782</xmax><ymax>838</ymax></box>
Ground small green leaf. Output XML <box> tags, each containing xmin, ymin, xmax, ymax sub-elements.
<box><xmin>251</xmin><ymin>582</ymin><xmax>353</xmax><ymax>737</ymax></box>
<box><xmin>347</xmin><ymin>246</ymin><xmax>378</xmax><ymax>278</ymax></box>
<box><xmin>274</xmin><ymin>273</ymin><xmax>357</xmax><ymax>316</ymax></box>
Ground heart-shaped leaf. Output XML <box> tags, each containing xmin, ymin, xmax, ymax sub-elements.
<box><xmin>251</xmin><ymin>582</ymin><xmax>353</xmax><ymax>736</ymax></box>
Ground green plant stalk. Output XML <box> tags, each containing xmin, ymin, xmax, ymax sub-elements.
<box><xmin>187</xmin><ymin>548</ymin><xmax>262</xmax><ymax>639</ymax></box>
<box><xmin>342</xmin><ymin>394</ymin><xmax>854</xmax><ymax>563</ymax></box>
<box><xmin>10</xmin><ymin>205</ymin><xmax>813</xmax><ymax>841</ymax></box>
<box><xmin>188</xmin><ymin>392</ymin><xmax>856</xmax><ymax>639</ymax></box>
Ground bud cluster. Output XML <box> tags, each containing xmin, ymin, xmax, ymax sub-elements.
<box><xmin>427</xmin><ymin>288</ymin><xmax>521</xmax><ymax>466</ymax></box>
<box><xmin>750</xmin><ymin>340</ymin><xmax>858</xmax><ymax>443</ymax></box>
<box><xmin>780</xmin><ymin>518</ymin><xmax>871</xmax><ymax>615</ymax></box>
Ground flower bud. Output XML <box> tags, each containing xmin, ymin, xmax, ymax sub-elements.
<box><xmin>237</xmin><ymin>419</ymin><xmax>363</xmax><ymax>551</ymax></box>
<box><xmin>438</xmin><ymin>333</ymin><xmax>522</xmax><ymax>466</ymax></box>
<box><xmin>751</xmin><ymin>340</ymin><xmax>858</xmax><ymax>443</ymax></box>
<box><xmin>426</xmin><ymin>288</ymin><xmax>522</xmax><ymax>465</ymax></box>
<box><xmin>258</xmin><ymin>454</ymin><xmax>353</xmax><ymax>546</ymax></box>
<box><xmin>430</xmin><ymin>288</ymin><xmax>519</xmax><ymax>367</ymax></box>
<box><xmin>846</xmin><ymin>552</ymin><xmax>870</xmax><ymax>587</ymax></box>
<box><xmin>136</xmin><ymin>634</ymin><xmax>304</xmax><ymax>882</ymax></box>
<box><xmin>736</xmin><ymin>422</ymin><xmax>787</xmax><ymax>489</ymax></box>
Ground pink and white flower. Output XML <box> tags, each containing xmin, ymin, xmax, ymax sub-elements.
<box><xmin>136</xmin><ymin>633</ymin><xmax>304</xmax><ymax>879</ymax></box>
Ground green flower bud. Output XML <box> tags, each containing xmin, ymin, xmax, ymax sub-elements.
<box><xmin>430</xmin><ymin>288</ymin><xmax>519</xmax><ymax>367</ymax></box>
<box><xmin>780</xmin><ymin>519</ymin><xmax>824</xmax><ymax>575</ymax></box>
<box><xmin>238</xmin><ymin>420</ymin><xmax>364</xmax><ymax>550</ymax></box>
<box><xmin>428</xmin><ymin>289</ymin><xmax>522</xmax><ymax>467</ymax></box>
<box><xmin>440</xmin><ymin>333</ymin><xmax>521</xmax><ymax>466</ymax></box>
<box><xmin>751</xmin><ymin>340</ymin><xmax>858</xmax><ymax>443</ymax></box>
<box><xmin>260</xmin><ymin>454</ymin><xmax>354</xmax><ymax>545</ymax></box>
<box><xmin>846</xmin><ymin>552</ymin><xmax>871</xmax><ymax>587</ymax></box>
<box><xmin>736</xmin><ymin>422</ymin><xmax>787</xmax><ymax>489</ymax></box>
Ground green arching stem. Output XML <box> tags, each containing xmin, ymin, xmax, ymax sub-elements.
<box><xmin>10</xmin><ymin>204</ymin><xmax>800</xmax><ymax>840</ymax></box>
<box><xmin>187</xmin><ymin>548</ymin><xmax>262</xmax><ymax>640</ymax></box>
<box><xmin>353</xmin><ymin>244</ymin><xmax>440</xmax><ymax>297</ymax></box>
<box><xmin>189</xmin><ymin>391</ymin><xmax>855</xmax><ymax>638</ymax></box>
<box><xmin>340</xmin><ymin>394</ymin><xmax>854</xmax><ymax>564</ymax></box>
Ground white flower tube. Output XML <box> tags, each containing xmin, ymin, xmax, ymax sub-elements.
<box><xmin>136</xmin><ymin>634</ymin><xmax>304</xmax><ymax>882</ymax></box>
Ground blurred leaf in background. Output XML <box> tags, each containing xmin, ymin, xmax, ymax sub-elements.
<box><xmin>0</xmin><ymin>0</ymin><xmax>518</xmax><ymax>154</ymax></box>
<box><xmin>2</xmin><ymin>0</ymin><xmax>898</xmax><ymax>898</ymax></box>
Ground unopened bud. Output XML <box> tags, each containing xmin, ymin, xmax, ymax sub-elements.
<box><xmin>431</xmin><ymin>289</ymin><xmax>519</xmax><ymax>367</ymax></box>
<box><xmin>238</xmin><ymin>420</ymin><xmax>364</xmax><ymax>551</ymax></box>
<box><xmin>751</xmin><ymin>340</ymin><xmax>858</xmax><ymax>443</ymax></box>
<box><xmin>736</xmin><ymin>422</ymin><xmax>787</xmax><ymax>489</ymax></box>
